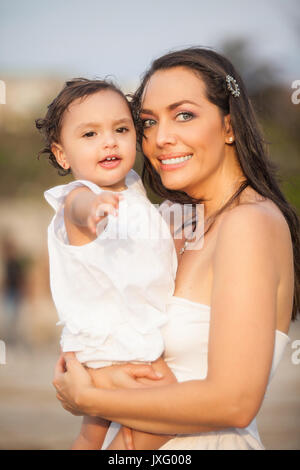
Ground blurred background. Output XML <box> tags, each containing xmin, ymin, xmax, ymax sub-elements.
<box><xmin>0</xmin><ymin>0</ymin><xmax>299</xmax><ymax>450</ymax></box>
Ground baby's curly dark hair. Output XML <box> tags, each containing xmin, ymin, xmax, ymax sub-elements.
<box><xmin>36</xmin><ymin>78</ymin><xmax>133</xmax><ymax>175</ymax></box>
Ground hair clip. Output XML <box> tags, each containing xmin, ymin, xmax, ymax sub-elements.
<box><xmin>226</xmin><ymin>75</ymin><xmax>240</xmax><ymax>98</ymax></box>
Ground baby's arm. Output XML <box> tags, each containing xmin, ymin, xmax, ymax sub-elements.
<box><xmin>64</xmin><ymin>187</ymin><xmax>121</xmax><ymax>243</ymax></box>
<box><xmin>71</xmin><ymin>416</ymin><xmax>110</xmax><ymax>450</ymax></box>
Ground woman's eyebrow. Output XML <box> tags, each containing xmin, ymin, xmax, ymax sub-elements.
<box><xmin>140</xmin><ymin>100</ymin><xmax>200</xmax><ymax>115</ymax></box>
<box><xmin>140</xmin><ymin>108</ymin><xmax>156</xmax><ymax>116</ymax></box>
<box><xmin>168</xmin><ymin>100</ymin><xmax>200</xmax><ymax>110</ymax></box>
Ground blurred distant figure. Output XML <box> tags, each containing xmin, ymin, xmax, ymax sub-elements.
<box><xmin>1</xmin><ymin>237</ymin><xmax>25</xmax><ymax>344</ymax></box>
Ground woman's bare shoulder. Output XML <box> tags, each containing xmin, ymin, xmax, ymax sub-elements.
<box><xmin>213</xmin><ymin>193</ymin><xmax>293</xmax><ymax>334</ymax></box>
<box><xmin>214</xmin><ymin>194</ymin><xmax>293</xmax><ymax>293</ymax></box>
<box><xmin>217</xmin><ymin>192</ymin><xmax>291</xmax><ymax>245</ymax></box>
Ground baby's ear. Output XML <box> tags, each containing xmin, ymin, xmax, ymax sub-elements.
<box><xmin>51</xmin><ymin>142</ymin><xmax>70</xmax><ymax>170</ymax></box>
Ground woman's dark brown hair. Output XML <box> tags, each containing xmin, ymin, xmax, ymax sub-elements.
<box><xmin>36</xmin><ymin>78</ymin><xmax>133</xmax><ymax>175</ymax></box>
<box><xmin>131</xmin><ymin>47</ymin><xmax>299</xmax><ymax>320</ymax></box>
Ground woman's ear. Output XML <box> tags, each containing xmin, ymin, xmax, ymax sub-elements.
<box><xmin>224</xmin><ymin>114</ymin><xmax>235</xmax><ymax>144</ymax></box>
<box><xmin>51</xmin><ymin>143</ymin><xmax>70</xmax><ymax>170</ymax></box>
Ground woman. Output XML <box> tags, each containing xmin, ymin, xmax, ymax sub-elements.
<box><xmin>53</xmin><ymin>47</ymin><xmax>299</xmax><ymax>450</ymax></box>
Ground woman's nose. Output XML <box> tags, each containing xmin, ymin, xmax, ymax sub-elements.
<box><xmin>155</xmin><ymin>122</ymin><xmax>177</xmax><ymax>148</ymax></box>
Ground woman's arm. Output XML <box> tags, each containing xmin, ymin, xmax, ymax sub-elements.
<box><xmin>54</xmin><ymin>205</ymin><xmax>282</xmax><ymax>434</ymax></box>
<box><xmin>55</xmin><ymin>355</ymin><xmax>229</xmax><ymax>433</ymax></box>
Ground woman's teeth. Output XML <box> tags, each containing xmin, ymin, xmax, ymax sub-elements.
<box><xmin>161</xmin><ymin>155</ymin><xmax>192</xmax><ymax>165</ymax></box>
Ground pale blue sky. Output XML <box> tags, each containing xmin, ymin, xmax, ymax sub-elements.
<box><xmin>0</xmin><ymin>0</ymin><xmax>299</xmax><ymax>85</ymax></box>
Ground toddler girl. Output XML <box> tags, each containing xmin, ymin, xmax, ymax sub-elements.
<box><xmin>36</xmin><ymin>79</ymin><xmax>177</xmax><ymax>449</ymax></box>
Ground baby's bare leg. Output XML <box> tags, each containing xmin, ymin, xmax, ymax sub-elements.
<box><xmin>107</xmin><ymin>357</ymin><xmax>176</xmax><ymax>450</ymax></box>
<box><xmin>106</xmin><ymin>427</ymin><xmax>171</xmax><ymax>450</ymax></box>
<box><xmin>71</xmin><ymin>415</ymin><xmax>110</xmax><ymax>450</ymax></box>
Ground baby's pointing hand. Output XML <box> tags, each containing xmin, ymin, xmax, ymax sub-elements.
<box><xmin>87</xmin><ymin>191</ymin><xmax>123</xmax><ymax>235</ymax></box>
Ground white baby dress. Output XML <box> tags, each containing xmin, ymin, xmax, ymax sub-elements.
<box><xmin>44</xmin><ymin>170</ymin><xmax>177</xmax><ymax>368</ymax></box>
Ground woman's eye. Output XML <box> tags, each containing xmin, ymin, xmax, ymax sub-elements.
<box><xmin>176</xmin><ymin>112</ymin><xmax>194</xmax><ymax>122</ymax></box>
<box><xmin>142</xmin><ymin>118</ymin><xmax>156</xmax><ymax>129</ymax></box>
<box><xmin>116</xmin><ymin>127</ymin><xmax>129</xmax><ymax>133</ymax></box>
<box><xmin>83</xmin><ymin>131</ymin><xmax>96</xmax><ymax>138</ymax></box>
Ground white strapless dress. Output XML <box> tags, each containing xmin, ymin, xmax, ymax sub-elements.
<box><xmin>102</xmin><ymin>296</ymin><xmax>290</xmax><ymax>450</ymax></box>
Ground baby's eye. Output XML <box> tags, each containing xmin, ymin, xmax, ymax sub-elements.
<box><xmin>116</xmin><ymin>127</ymin><xmax>129</xmax><ymax>133</ymax></box>
<box><xmin>142</xmin><ymin>118</ymin><xmax>156</xmax><ymax>129</ymax></box>
<box><xmin>83</xmin><ymin>131</ymin><xmax>96</xmax><ymax>138</ymax></box>
<box><xmin>176</xmin><ymin>112</ymin><xmax>194</xmax><ymax>122</ymax></box>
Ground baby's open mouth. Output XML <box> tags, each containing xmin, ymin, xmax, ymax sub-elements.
<box><xmin>98</xmin><ymin>156</ymin><xmax>121</xmax><ymax>168</ymax></box>
<box><xmin>100</xmin><ymin>155</ymin><xmax>121</xmax><ymax>162</ymax></box>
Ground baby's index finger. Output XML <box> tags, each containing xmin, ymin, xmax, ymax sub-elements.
<box><xmin>95</xmin><ymin>203</ymin><xmax>118</xmax><ymax>218</ymax></box>
<box><xmin>113</xmin><ymin>192</ymin><xmax>124</xmax><ymax>202</ymax></box>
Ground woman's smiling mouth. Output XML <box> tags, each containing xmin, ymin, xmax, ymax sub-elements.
<box><xmin>159</xmin><ymin>154</ymin><xmax>193</xmax><ymax>170</ymax></box>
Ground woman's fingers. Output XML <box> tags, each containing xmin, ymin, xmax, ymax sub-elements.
<box><xmin>125</xmin><ymin>364</ymin><xmax>163</xmax><ymax>380</ymax></box>
<box><xmin>52</xmin><ymin>354</ymin><xmax>66</xmax><ymax>388</ymax></box>
<box><xmin>61</xmin><ymin>401</ymin><xmax>83</xmax><ymax>416</ymax></box>
<box><xmin>56</xmin><ymin>392</ymin><xmax>64</xmax><ymax>401</ymax></box>
<box><xmin>63</xmin><ymin>351</ymin><xmax>77</xmax><ymax>364</ymax></box>
<box><xmin>63</xmin><ymin>352</ymin><xmax>94</xmax><ymax>389</ymax></box>
<box><xmin>56</xmin><ymin>391</ymin><xmax>80</xmax><ymax>415</ymax></box>
<box><xmin>56</xmin><ymin>353</ymin><xmax>67</xmax><ymax>372</ymax></box>
<box><xmin>122</xmin><ymin>427</ymin><xmax>135</xmax><ymax>450</ymax></box>
<box><xmin>52</xmin><ymin>352</ymin><xmax>93</xmax><ymax>418</ymax></box>
<box><xmin>123</xmin><ymin>360</ymin><xmax>177</xmax><ymax>388</ymax></box>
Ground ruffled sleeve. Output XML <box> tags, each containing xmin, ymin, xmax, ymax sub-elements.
<box><xmin>44</xmin><ymin>180</ymin><xmax>114</xmax><ymax>244</ymax></box>
<box><xmin>44</xmin><ymin>180</ymin><xmax>103</xmax><ymax>212</ymax></box>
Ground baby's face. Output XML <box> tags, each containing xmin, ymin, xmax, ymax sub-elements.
<box><xmin>54</xmin><ymin>89</ymin><xmax>136</xmax><ymax>191</ymax></box>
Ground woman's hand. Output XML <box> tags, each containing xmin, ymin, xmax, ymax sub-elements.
<box><xmin>86</xmin><ymin>358</ymin><xmax>177</xmax><ymax>450</ymax></box>
<box><xmin>53</xmin><ymin>353</ymin><xmax>177</xmax><ymax>450</ymax></box>
<box><xmin>86</xmin><ymin>362</ymin><xmax>165</xmax><ymax>390</ymax></box>
<box><xmin>53</xmin><ymin>354</ymin><xmax>171</xmax><ymax>415</ymax></box>
<box><xmin>53</xmin><ymin>352</ymin><xmax>94</xmax><ymax>416</ymax></box>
